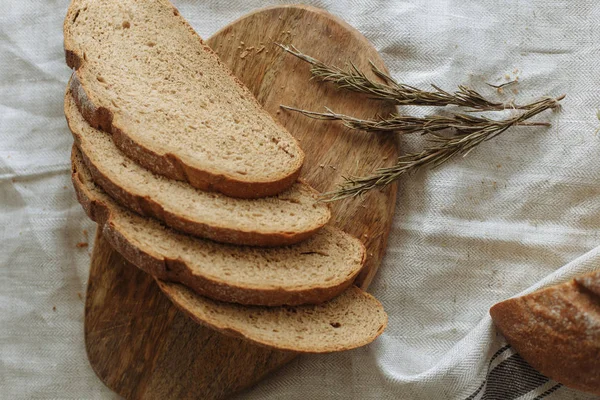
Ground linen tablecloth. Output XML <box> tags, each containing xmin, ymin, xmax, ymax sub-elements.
<box><xmin>2</xmin><ymin>0</ymin><xmax>600</xmax><ymax>398</ymax></box>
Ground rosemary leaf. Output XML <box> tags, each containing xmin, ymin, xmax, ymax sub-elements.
<box><xmin>318</xmin><ymin>95</ymin><xmax>564</xmax><ymax>201</ymax></box>
<box><xmin>277</xmin><ymin>44</ymin><xmax>530</xmax><ymax>111</ymax></box>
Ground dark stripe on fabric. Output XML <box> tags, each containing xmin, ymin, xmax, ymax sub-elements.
<box><xmin>481</xmin><ymin>354</ymin><xmax>549</xmax><ymax>400</ymax></box>
<box><xmin>464</xmin><ymin>345</ymin><xmax>512</xmax><ymax>400</ymax></box>
<box><xmin>533</xmin><ymin>383</ymin><xmax>563</xmax><ymax>400</ymax></box>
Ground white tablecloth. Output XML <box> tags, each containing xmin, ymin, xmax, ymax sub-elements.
<box><xmin>2</xmin><ymin>1</ymin><xmax>600</xmax><ymax>399</ymax></box>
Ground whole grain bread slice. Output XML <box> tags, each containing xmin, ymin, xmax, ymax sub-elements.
<box><xmin>71</xmin><ymin>148</ymin><xmax>365</xmax><ymax>306</ymax></box>
<box><xmin>490</xmin><ymin>271</ymin><xmax>600</xmax><ymax>395</ymax></box>
<box><xmin>157</xmin><ymin>280</ymin><xmax>387</xmax><ymax>353</ymax></box>
<box><xmin>65</xmin><ymin>88</ymin><xmax>330</xmax><ymax>247</ymax></box>
<box><xmin>64</xmin><ymin>0</ymin><xmax>304</xmax><ymax>198</ymax></box>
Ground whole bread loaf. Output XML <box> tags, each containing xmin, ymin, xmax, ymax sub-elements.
<box><xmin>71</xmin><ymin>148</ymin><xmax>366</xmax><ymax>306</ymax></box>
<box><xmin>64</xmin><ymin>0</ymin><xmax>304</xmax><ymax>198</ymax></box>
<box><xmin>490</xmin><ymin>271</ymin><xmax>600</xmax><ymax>396</ymax></box>
<box><xmin>65</xmin><ymin>87</ymin><xmax>330</xmax><ymax>247</ymax></box>
<box><xmin>158</xmin><ymin>281</ymin><xmax>387</xmax><ymax>353</ymax></box>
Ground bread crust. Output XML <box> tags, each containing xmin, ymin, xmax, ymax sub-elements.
<box><xmin>490</xmin><ymin>271</ymin><xmax>600</xmax><ymax>395</ymax></box>
<box><xmin>71</xmin><ymin>148</ymin><xmax>365</xmax><ymax>306</ymax></box>
<box><xmin>64</xmin><ymin>0</ymin><xmax>304</xmax><ymax>199</ymax></box>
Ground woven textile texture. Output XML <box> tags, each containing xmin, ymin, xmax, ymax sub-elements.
<box><xmin>1</xmin><ymin>0</ymin><xmax>599</xmax><ymax>399</ymax></box>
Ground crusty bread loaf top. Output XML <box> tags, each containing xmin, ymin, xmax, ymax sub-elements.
<box><xmin>65</xmin><ymin>88</ymin><xmax>330</xmax><ymax>247</ymax></box>
<box><xmin>71</xmin><ymin>148</ymin><xmax>366</xmax><ymax>306</ymax></box>
<box><xmin>158</xmin><ymin>281</ymin><xmax>387</xmax><ymax>353</ymax></box>
<box><xmin>490</xmin><ymin>271</ymin><xmax>600</xmax><ymax>395</ymax></box>
<box><xmin>64</xmin><ymin>0</ymin><xmax>304</xmax><ymax>198</ymax></box>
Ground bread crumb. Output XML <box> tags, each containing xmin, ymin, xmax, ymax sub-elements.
<box><xmin>77</xmin><ymin>292</ymin><xmax>82</xmax><ymax>300</ymax></box>
<box><xmin>496</xmin><ymin>164</ymin><xmax>502</xmax><ymax>168</ymax></box>
<box><xmin>52</xmin><ymin>306</ymin><xmax>56</xmax><ymax>311</ymax></box>
<box><xmin>76</xmin><ymin>242</ymin><xmax>88</xmax><ymax>248</ymax></box>
<box><xmin>505</xmin><ymin>74</ymin><xmax>511</xmax><ymax>80</ymax></box>
<box><xmin>256</xmin><ymin>46</ymin><xmax>265</xmax><ymax>54</ymax></box>
<box><xmin>319</xmin><ymin>164</ymin><xmax>325</xmax><ymax>168</ymax></box>
<box><xmin>240</xmin><ymin>50</ymin><xmax>249</xmax><ymax>59</ymax></box>
<box><xmin>240</xmin><ymin>41</ymin><xmax>245</xmax><ymax>45</ymax></box>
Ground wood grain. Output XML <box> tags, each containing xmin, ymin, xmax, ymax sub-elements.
<box><xmin>84</xmin><ymin>5</ymin><xmax>398</xmax><ymax>399</ymax></box>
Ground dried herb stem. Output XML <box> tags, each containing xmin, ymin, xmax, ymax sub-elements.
<box><xmin>277</xmin><ymin>44</ymin><xmax>529</xmax><ymax>111</ymax></box>
<box><xmin>280</xmin><ymin>105</ymin><xmax>551</xmax><ymax>134</ymax></box>
<box><xmin>318</xmin><ymin>95</ymin><xmax>564</xmax><ymax>201</ymax></box>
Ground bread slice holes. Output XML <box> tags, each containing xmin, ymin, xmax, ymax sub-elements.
<box><xmin>146</xmin><ymin>41</ymin><xmax>156</xmax><ymax>47</ymax></box>
<box><xmin>122</xmin><ymin>21</ymin><xmax>131</xmax><ymax>29</ymax></box>
<box><xmin>72</xmin><ymin>10</ymin><xmax>80</xmax><ymax>23</ymax></box>
<box><xmin>96</xmin><ymin>75</ymin><xmax>106</xmax><ymax>83</ymax></box>
<box><xmin>330</xmin><ymin>322</ymin><xmax>342</xmax><ymax>328</ymax></box>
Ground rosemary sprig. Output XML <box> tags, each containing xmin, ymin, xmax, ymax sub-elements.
<box><xmin>277</xmin><ymin>44</ymin><xmax>529</xmax><ymax>110</ymax></box>
<box><xmin>318</xmin><ymin>95</ymin><xmax>564</xmax><ymax>201</ymax></box>
<box><xmin>280</xmin><ymin>105</ymin><xmax>551</xmax><ymax>134</ymax></box>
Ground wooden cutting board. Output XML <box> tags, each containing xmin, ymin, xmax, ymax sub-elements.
<box><xmin>84</xmin><ymin>5</ymin><xmax>399</xmax><ymax>399</ymax></box>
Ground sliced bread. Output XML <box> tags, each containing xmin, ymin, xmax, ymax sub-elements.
<box><xmin>64</xmin><ymin>0</ymin><xmax>304</xmax><ymax>198</ymax></box>
<box><xmin>157</xmin><ymin>280</ymin><xmax>387</xmax><ymax>353</ymax></box>
<box><xmin>65</xmin><ymin>88</ymin><xmax>330</xmax><ymax>247</ymax></box>
<box><xmin>71</xmin><ymin>148</ymin><xmax>365</xmax><ymax>306</ymax></box>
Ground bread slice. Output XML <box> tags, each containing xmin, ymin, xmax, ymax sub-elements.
<box><xmin>490</xmin><ymin>271</ymin><xmax>600</xmax><ymax>395</ymax></box>
<box><xmin>157</xmin><ymin>281</ymin><xmax>387</xmax><ymax>353</ymax></box>
<box><xmin>64</xmin><ymin>0</ymin><xmax>304</xmax><ymax>198</ymax></box>
<box><xmin>71</xmin><ymin>148</ymin><xmax>365</xmax><ymax>306</ymax></box>
<box><xmin>65</xmin><ymin>88</ymin><xmax>330</xmax><ymax>247</ymax></box>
